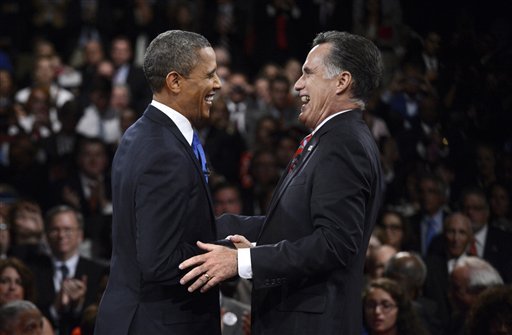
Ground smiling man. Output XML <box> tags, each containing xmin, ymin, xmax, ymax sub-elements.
<box><xmin>95</xmin><ymin>30</ymin><xmax>222</xmax><ymax>335</ymax></box>
<box><xmin>179</xmin><ymin>31</ymin><xmax>384</xmax><ymax>335</ymax></box>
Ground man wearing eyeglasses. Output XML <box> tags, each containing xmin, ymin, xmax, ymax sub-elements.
<box><xmin>30</xmin><ymin>205</ymin><xmax>107</xmax><ymax>335</ymax></box>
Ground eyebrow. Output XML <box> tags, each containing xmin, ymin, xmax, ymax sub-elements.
<box><xmin>207</xmin><ymin>68</ymin><xmax>217</xmax><ymax>77</ymax></box>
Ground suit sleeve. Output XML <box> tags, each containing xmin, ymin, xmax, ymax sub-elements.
<box><xmin>134</xmin><ymin>144</ymin><xmax>199</xmax><ymax>283</ymax></box>
<box><xmin>216</xmin><ymin>214</ymin><xmax>265</xmax><ymax>241</ymax></box>
<box><xmin>251</xmin><ymin>138</ymin><xmax>374</xmax><ymax>289</ymax></box>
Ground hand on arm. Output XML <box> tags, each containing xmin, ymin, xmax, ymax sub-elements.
<box><xmin>179</xmin><ymin>241</ymin><xmax>238</xmax><ymax>293</ymax></box>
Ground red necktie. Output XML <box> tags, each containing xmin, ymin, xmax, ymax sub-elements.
<box><xmin>289</xmin><ymin>134</ymin><xmax>312</xmax><ymax>172</ymax></box>
<box><xmin>468</xmin><ymin>239</ymin><xmax>478</xmax><ymax>256</ymax></box>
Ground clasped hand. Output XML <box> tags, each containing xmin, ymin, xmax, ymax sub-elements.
<box><xmin>179</xmin><ymin>235</ymin><xmax>251</xmax><ymax>293</ymax></box>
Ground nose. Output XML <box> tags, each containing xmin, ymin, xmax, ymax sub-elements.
<box><xmin>294</xmin><ymin>75</ymin><xmax>304</xmax><ymax>92</ymax></box>
<box><xmin>213</xmin><ymin>73</ymin><xmax>222</xmax><ymax>90</ymax></box>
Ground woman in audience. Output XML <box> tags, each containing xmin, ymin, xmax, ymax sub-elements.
<box><xmin>363</xmin><ymin>278</ymin><xmax>427</xmax><ymax>335</ymax></box>
<box><xmin>0</xmin><ymin>257</ymin><xmax>54</xmax><ymax>334</ymax></box>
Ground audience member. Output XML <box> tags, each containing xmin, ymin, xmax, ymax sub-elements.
<box><xmin>50</xmin><ymin>137</ymin><xmax>112</xmax><ymax>258</ymax></box>
<box><xmin>0</xmin><ymin>300</ymin><xmax>45</xmax><ymax>335</ymax></box>
<box><xmin>468</xmin><ymin>285</ymin><xmax>512</xmax><ymax>335</ymax></box>
<box><xmin>423</xmin><ymin>212</ymin><xmax>473</xmax><ymax>330</ymax></box>
<box><xmin>363</xmin><ymin>277</ymin><xmax>428</xmax><ymax>335</ymax></box>
<box><xmin>366</xmin><ymin>244</ymin><xmax>397</xmax><ymax>280</ymax></box>
<box><xmin>109</xmin><ymin>36</ymin><xmax>151</xmax><ymax>112</ymax></box>
<box><xmin>31</xmin><ymin>205</ymin><xmax>107</xmax><ymax>335</ymax></box>
<box><xmin>378</xmin><ymin>209</ymin><xmax>412</xmax><ymax>251</ymax></box>
<box><xmin>487</xmin><ymin>182</ymin><xmax>512</xmax><ymax>233</ymax></box>
<box><xmin>8</xmin><ymin>200</ymin><xmax>49</xmax><ymax>266</ymax></box>
<box><xmin>409</xmin><ymin>174</ymin><xmax>450</xmax><ymax>256</ymax></box>
<box><xmin>461</xmin><ymin>187</ymin><xmax>512</xmax><ymax>282</ymax></box>
<box><xmin>0</xmin><ymin>258</ymin><xmax>54</xmax><ymax>334</ymax></box>
<box><xmin>384</xmin><ymin>251</ymin><xmax>443</xmax><ymax>335</ymax></box>
<box><xmin>448</xmin><ymin>257</ymin><xmax>504</xmax><ymax>335</ymax></box>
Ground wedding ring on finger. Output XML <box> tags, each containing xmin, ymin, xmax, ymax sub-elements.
<box><xmin>204</xmin><ymin>273</ymin><xmax>212</xmax><ymax>281</ymax></box>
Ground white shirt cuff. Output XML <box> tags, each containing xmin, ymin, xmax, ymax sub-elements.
<box><xmin>237</xmin><ymin>248</ymin><xmax>253</xmax><ymax>279</ymax></box>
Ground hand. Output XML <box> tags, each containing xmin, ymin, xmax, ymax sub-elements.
<box><xmin>179</xmin><ymin>241</ymin><xmax>238</xmax><ymax>293</ymax></box>
<box><xmin>61</xmin><ymin>276</ymin><xmax>87</xmax><ymax>310</ymax></box>
<box><xmin>227</xmin><ymin>234</ymin><xmax>252</xmax><ymax>249</ymax></box>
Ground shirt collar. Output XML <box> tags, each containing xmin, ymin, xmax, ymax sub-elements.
<box><xmin>151</xmin><ymin>100</ymin><xmax>194</xmax><ymax>145</ymax></box>
<box><xmin>53</xmin><ymin>253</ymin><xmax>80</xmax><ymax>276</ymax></box>
<box><xmin>311</xmin><ymin>109</ymin><xmax>352</xmax><ymax>135</ymax></box>
<box><xmin>474</xmin><ymin>224</ymin><xmax>488</xmax><ymax>247</ymax></box>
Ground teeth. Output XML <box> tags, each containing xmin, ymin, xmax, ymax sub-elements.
<box><xmin>301</xmin><ymin>96</ymin><xmax>310</xmax><ymax>103</ymax></box>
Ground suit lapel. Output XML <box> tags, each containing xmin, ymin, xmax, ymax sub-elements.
<box><xmin>260</xmin><ymin>136</ymin><xmax>318</xmax><ymax>237</ymax></box>
<box><xmin>143</xmin><ymin>106</ymin><xmax>215</xmax><ymax>221</ymax></box>
<box><xmin>258</xmin><ymin>110</ymin><xmax>363</xmax><ymax>239</ymax></box>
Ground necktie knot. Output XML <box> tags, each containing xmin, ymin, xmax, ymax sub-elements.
<box><xmin>59</xmin><ymin>264</ymin><xmax>69</xmax><ymax>280</ymax></box>
<box><xmin>192</xmin><ymin>132</ymin><xmax>209</xmax><ymax>183</ymax></box>
<box><xmin>289</xmin><ymin>134</ymin><xmax>313</xmax><ymax>172</ymax></box>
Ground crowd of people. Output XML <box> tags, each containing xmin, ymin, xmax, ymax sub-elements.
<box><xmin>0</xmin><ymin>1</ymin><xmax>511</xmax><ymax>335</ymax></box>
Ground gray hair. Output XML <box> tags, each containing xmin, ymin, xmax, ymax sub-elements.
<box><xmin>454</xmin><ymin>256</ymin><xmax>503</xmax><ymax>289</ymax></box>
<box><xmin>0</xmin><ymin>300</ymin><xmax>40</xmax><ymax>332</ymax></box>
<box><xmin>312</xmin><ymin>31</ymin><xmax>383</xmax><ymax>108</ymax></box>
<box><xmin>45</xmin><ymin>205</ymin><xmax>84</xmax><ymax>231</ymax></box>
<box><xmin>384</xmin><ymin>251</ymin><xmax>427</xmax><ymax>298</ymax></box>
<box><xmin>143</xmin><ymin>30</ymin><xmax>211</xmax><ymax>93</ymax></box>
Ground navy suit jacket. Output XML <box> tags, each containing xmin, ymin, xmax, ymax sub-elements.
<box><xmin>95</xmin><ymin>105</ymin><xmax>221</xmax><ymax>335</ymax></box>
<box><xmin>218</xmin><ymin>110</ymin><xmax>383</xmax><ymax>334</ymax></box>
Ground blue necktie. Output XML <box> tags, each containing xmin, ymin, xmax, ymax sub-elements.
<box><xmin>424</xmin><ymin>218</ymin><xmax>437</xmax><ymax>254</ymax></box>
<box><xmin>192</xmin><ymin>132</ymin><xmax>209</xmax><ymax>183</ymax></box>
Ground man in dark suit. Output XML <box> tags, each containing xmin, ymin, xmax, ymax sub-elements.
<box><xmin>31</xmin><ymin>205</ymin><xmax>107</xmax><ymax>335</ymax></box>
<box><xmin>110</xmin><ymin>36</ymin><xmax>152</xmax><ymax>113</ymax></box>
<box><xmin>461</xmin><ymin>187</ymin><xmax>512</xmax><ymax>283</ymax></box>
<box><xmin>180</xmin><ymin>31</ymin><xmax>384</xmax><ymax>335</ymax></box>
<box><xmin>95</xmin><ymin>30</ymin><xmax>222</xmax><ymax>335</ymax></box>
<box><xmin>408</xmin><ymin>173</ymin><xmax>450</xmax><ymax>256</ymax></box>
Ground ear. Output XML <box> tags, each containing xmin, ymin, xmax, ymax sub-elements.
<box><xmin>335</xmin><ymin>71</ymin><xmax>352</xmax><ymax>95</ymax></box>
<box><xmin>165</xmin><ymin>71</ymin><xmax>182</xmax><ymax>93</ymax></box>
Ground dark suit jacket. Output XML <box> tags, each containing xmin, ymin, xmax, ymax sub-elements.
<box><xmin>219</xmin><ymin>110</ymin><xmax>383</xmax><ymax>334</ymax></box>
<box><xmin>483</xmin><ymin>225</ymin><xmax>512</xmax><ymax>283</ymax></box>
<box><xmin>94</xmin><ymin>105</ymin><xmax>221</xmax><ymax>335</ymax></box>
<box><xmin>31</xmin><ymin>255</ymin><xmax>107</xmax><ymax>334</ymax></box>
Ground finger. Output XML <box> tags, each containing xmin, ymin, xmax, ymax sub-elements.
<box><xmin>196</xmin><ymin>241</ymin><xmax>218</xmax><ymax>252</ymax></box>
<box><xmin>200</xmin><ymin>275</ymin><xmax>220</xmax><ymax>293</ymax></box>
<box><xmin>179</xmin><ymin>264</ymin><xmax>206</xmax><ymax>285</ymax></box>
<box><xmin>187</xmin><ymin>273</ymin><xmax>212</xmax><ymax>292</ymax></box>
<box><xmin>179</xmin><ymin>254</ymin><xmax>205</xmax><ymax>270</ymax></box>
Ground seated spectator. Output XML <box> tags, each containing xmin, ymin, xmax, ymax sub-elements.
<box><xmin>31</xmin><ymin>205</ymin><xmax>108</xmax><ymax>335</ymax></box>
<box><xmin>448</xmin><ymin>257</ymin><xmax>504</xmax><ymax>335</ymax></box>
<box><xmin>384</xmin><ymin>251</ymin><xmax>443</xmax><ymax>335</ymax></box>
<box><xmin>408</xmin><ymin>173</ymin><xmax>450</xmax><ymax>256</ymax></box>
<box><xmin>0</xmin><ymin>300</ymin><xmax>46</xmax><ymax>335</ymax></box>
<box><xmin>487</xmin><ymin>182</ymin><xmax>512</xmax><ymax>233</ymax></box>
<box><xmin>366</xmin><ymin>244</ymin><xmax>397</xmax><ymax>280</ymax></box>
<box><xmin>461</xmin><ymin>187</ymin><xmax>512</xmax><ymax>282</ymax></box>
<box><xmin>377</xmin><ymin>209</ymin><xmax>412</xmax><ymax>251</ymax></box>
<box><xmin>8</xmin><ymin>200</ymin><xmax>49</xmax><ymax>266</ymax></box>
<box><xmin>0</xmin><ymin>258</ymin><xmax>54</xmax><ymax>334</ymax></box>
<box><xmin>363</xmin><ymin>278</ymin><xmax>428</xmax><ymax>335</ymax></box>
<box><xmin>468</xmin><ymin>285</ymin><xmax>512</xmax><ymax>335</ymax></box>
<box><xmin>424</xmin><ymin>212</ymin><xmax>473</xmax><ymax>330</ymax></box>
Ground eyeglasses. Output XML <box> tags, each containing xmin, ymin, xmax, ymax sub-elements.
<box><xmin>364</xmin><ymin>300</ymin><xmax>397</xmax><ymax>313</ymax></box>
<box><xmin>47</xmin><ymin>227</ymin><xmax>79</xmax><ymax>237</ymax></box>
